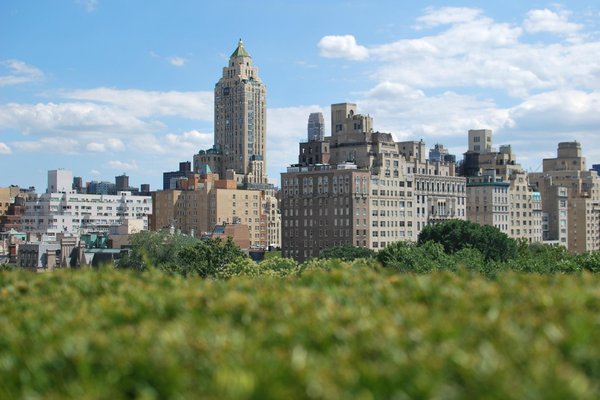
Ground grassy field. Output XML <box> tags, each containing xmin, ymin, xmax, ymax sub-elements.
<box><xmin>1</xmin><ymin>264</ymin><xmax>599</xmax><ymax>399</ymax></box>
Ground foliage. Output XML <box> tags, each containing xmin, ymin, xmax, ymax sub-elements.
<box><xmin>576</xmin><ymin>251</ymin><xmax>600</xmax><ymax>273</ymax></box>
<box><xmin>318</xmin><ymin>244</ymin><xmax>376</xmax><ymax>261</ymax></box>
<box><xmin>1</xmin><ymin>267</ymin><xmax>600</xmax><ymax>399</ymax></box>
<box><xmin>175</xmin><ymin>237</ymin><xmax>248</xmax><ymax>278</ymax></box>
<box><xmin>0</xmin><ymin>263</ymin><xmax>17</xmax><ymax>272</ymax></box>
<box><xmin>116</xmin><ymin>230</ymin><xmax>198</xmax><ymax>272</ymax></box>
<box><xmin>377</xmin><ymin>240</ymin><xmax>451</xmax><ymax>273</ymax></box>
<box><xmin>263</xmin><ymin>251</ymin><xmax>282</xmax><ymax>260</ymax></box>
<box><xmin>509</xmin><ymin>241</ymin><xmax>580</xmax><ymax>274</ymax></box>
<box><xmin>117</xmin><ymin>231</ymin><xmax>249</xmax><ymax>278</ymax></box>
<box><xmin>418</xmin><ymin>219</ymin><xmax>519</xmax><ymax>261</ymax></box>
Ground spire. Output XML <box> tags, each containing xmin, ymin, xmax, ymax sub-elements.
<box><xmin>230</xmin><ymin>38</ymin><xmax>251</xmax><ymax>58</ymax></box>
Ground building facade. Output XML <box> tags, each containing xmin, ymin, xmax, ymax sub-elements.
<box><xmin>307</xmin><ymin>112</ymin><xmax>325</xmax><ymax>142</ymax></box>
<box><xmin>529</xmin><ymin>142</ymin><xmax>600</xmax><ymax>253</ymax></box>
<box><xmin>151</xmin><ymin>172</ymin><xmax>268</xmax><ymax>249</ymax></box>
<box><xmin>163</xmin><ymin>161</ymin><xmax>191</xmax><ymax>190</ymax></box>
<box><xmin>22</xmin><ymin>170</ymin><xmax>151</xmax><ymax>239</ymax></box>
<box><xmin>281</xmin><ymin>165</ymin><xmax>370</xmax><ymax>260</ymax></box>
<box><xmin>281</xmin><ymin>104</ymin><xmax>466</xmax><ymax>261</ymax></box>
<box><xmin>212</xmin><ymin>39</ymin><xmax>267</xmax><ymax>186</ymax></box>
<box><xmin>462</xmin><ymin>130</ymin><xmax>543</xmax><ymax>243</ymax></box>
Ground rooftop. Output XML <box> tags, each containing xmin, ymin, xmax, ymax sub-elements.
<box><xmin>230</xmin><ymin>39</ymin><xmax>251</xmax><ymax>58</ymax></box>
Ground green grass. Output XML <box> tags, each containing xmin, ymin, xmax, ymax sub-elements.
<box><xmin>1</xmin><ymin>265</ymin><xmax>599</xmax><ymax>399</ymax></box>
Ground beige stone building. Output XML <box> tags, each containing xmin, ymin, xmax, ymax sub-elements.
<box><xmin>282</xmin><ymin>103</ymin><xmax>466</xmax><ymax>261</ymax></box>
<box><xmin>468</xmin><ymin>129</ymin><xmax>493</xmax><ymax>153</ymax></box>
<box><xmin>529</xmin><ymin>142</ymin><xmax>600</xmax><ymax>253</ymax></box>
<box><xmin>463</xmin><ymin>130</ymin><xmax>543</xmax><ymax>243</ymax></box>
<box><xmin>151</xmin><ymin>172</ymin><xmax>267</xmax><ymax>249</ymax></box>
<box><xmin>528</xmin><ymin>174</ymin><xmax>568</xmax><ymax>246</ymax></box>
<box><xmin>400</xmin><ymin>142</ymin><xmax>467</xmax><ymax>231</ymax></box>
<box><xmin>466</xmin><ymin>173</ymin><xmax>510</xmax><ymax>234</ymax></box>
<box><xmin>265</xmin><ymin>194</ymin><xmax>281</xmax><ymax>248</ymax></box>
<box><xmin>0</xmin><ymin>186</ymin><xmax>20</xmax><ymax>218</ymax></box>
<box><xmin>198</xmin><ymin>39</ymin><xmax>267</xmax><ymax>187</ymax></box>
<box><xmin>190</xmin><ymin>40</ymin><xmax>279</xmax><ymax>249</ymax></box>
<box><xmin>507</xmin><ymin>171</ymin><xmax>543</xmax><ymax>243</ymax></box>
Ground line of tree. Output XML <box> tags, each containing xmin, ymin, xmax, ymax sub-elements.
<box><xmin>110</xmin><ymin>219</ymin><xmax>600</xmax><ymax>278</ymax></box>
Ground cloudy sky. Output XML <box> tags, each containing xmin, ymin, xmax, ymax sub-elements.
<box><xmin>1</xmin><ymin>1</ymin><xmax>600</xmax><ymax>191</ymax></box>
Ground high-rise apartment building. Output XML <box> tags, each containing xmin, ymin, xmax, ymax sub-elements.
<box><xmin>282</xmin><ymin>103</ymin><xmax>466</xmax><ymax>261</ymax></box>
<box><xmin>307</xmin><ymin>112</ymin><xmax>325</xmax><ymax>142</ymax></box>
<box><xmin>528</xmin><ymin>174</ymin><xmax>568</xmax><ymax>245</ymax></box>
<box><xmin>212</xmin><ymin>39</ymin><xmax>267</xmax><ymax>186</ymax></box>
<box><xmin>158</xmin><ymin>41</ymin><xmax>278</xmax><ymax>250</ymax></box>
<box><xmin>48</xmin><ymin>170</ymin><xmax>72</xmax><ymax>194</ymax></box>
<box><xmin>529</xmin><ymin>142</ymin><xmax>600</xmax><ymax>252</ymax></box>
<box><xmin>468</xmin><ymin>129</ymin><xmax>493</xmax><ymax>153</ymax></box>
<box><xmin>115</xmin><ymin>174</ymin><xmax>129</xmax><ymax>192</ymax></box>
<box><xmin>462</xmin><ymin>130</ymin><xmax>543</xmax><ymax>243</ymax></box>
<box><xmin>466</xmin><ymin>172</ymin><xmax>510</xmax><ymax>234</ymax></box>
<box><xmin>72</xmin><ymin>177</ymin><xmax>83</xmax><ymax>193</ymax></box>
<box><xmin>429</xmin><ymin>144</ymin><xmax>456</xmax><ymax>163</ymax></box>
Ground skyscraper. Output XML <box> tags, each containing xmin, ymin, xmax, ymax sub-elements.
<box><xmin>307</xmin><ymin>112</ymin><xmax>325</xmax><ymax>142</ymax></box>
<box><xmin>115</xmin><ymin>174</ymin><xmax>129</xmax><ymax>192</ymax></box>
<box><xmin>214</xmin><ymin>39</ymin><xmax>267</xmax><ymax>185</ymax></box>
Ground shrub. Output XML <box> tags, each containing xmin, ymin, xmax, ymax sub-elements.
<box><xmin>176</xmin><ymin>237</ymin><xmax>248</xmax><ymax>278</ymax></box>
<box><xmin>418</xmin><ymin>219</ymin><xmax>518</xmax><ymax>261</ymax></box>
<box><xmin>576</xmin><ymin>252</ymin><xmax>600</xmax><ymax>273</ymax></box>
<box><xmin>2</xmin><ymin>268</ymin><xmax>600</xmax><ymax>399</ymax></box>
<box><xmin>116</xmin><ymin>230</ymin><xmax>198</xmax><ymax>271</ymax></box>
<box><xmin>319</xmin><ymin>244</ymin><xmax>376</xmax><ymax>261</ymax></box>
<box><xmin>377</xmin><ymin>241</ymin><xmax>450</xmax><ymax>273</ymax></box>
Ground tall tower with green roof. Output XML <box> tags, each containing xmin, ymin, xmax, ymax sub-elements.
<box><xmin>214</xmin><ymin>39</ymin><xmax>267</xmax><ymax>185</ymax></box>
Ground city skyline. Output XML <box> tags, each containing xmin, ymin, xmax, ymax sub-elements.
<box><xmin>2</xmin><ymin>1</ymin><xmax>600</xmax><ymax>191</ymax></box>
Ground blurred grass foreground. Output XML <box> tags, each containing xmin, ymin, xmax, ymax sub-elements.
<box><xmin>1</xmin><ymin>264</ymin><xmax>599</xmax><ymax>399</ymax></box>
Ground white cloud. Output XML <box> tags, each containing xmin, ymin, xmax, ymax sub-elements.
<box><xmin>317</xmin><ymin>35</ymin><xmax>369</xmax><ymax>60</ymax></box>
<box><xmin>89</xmin><ymin>169</ymin><xmax>101</xmax><ymax>176</ymax></box>
<box><xmin>86</xmin><ymin>142</ymin><xmax>105</xmax><ymax>152</ymax></box>
<box><xmin>415</xmin><ymin>7</ymin><xmax>484</xmax><ymax>28</ymax></box>
<box><xmin>524</xmin><ymin>9</ymin><xmax>582</xmax><ymax>35</ymax></box>
<box><xmin>0</xmin><ymin>142</ymin><xmax>11</xmax><ymax>154</ymax></box>
<box><xmin>107</xmin><ymin>138</ymin><xmax>125</xmax><ymax>151</ymax></box>
<box><xmin>168</xmin><ymin>57</ymin><xmax>186</xmax><ymax>67</ymax></box>
<box><xmin>130</xmin><ymin>134</ymin><xmax>166</xmax><ymax>154</ymax></box>
<box><xmin>0</xmin><ymin>59</ymin><xmax>43</xmax><ymax>87</ymax></box>
<box><xmin>318</xmin><ymin>7</ymin><xmax>600</xmax><ymax>97</ymax></box>
<box><xmin>165</xmin><ymin>130</ymin><xmax>213</xmax><ymax>153</ymax></box>
<box><xmin>86</xmin><ymin>138</ymin><xmax>125</xmax><ymax>152</ymax></box>
<box><xmin>358</xmin><ymin>81</ymin><xmax>512</xmax><ymax>145</ymax></box>
<box><xmin>63</xmin><ymin>88</ymin><xmax>213</xmax><ymax>120</ymax></box>
<box><xmin>11</xmin><ymin>137</ymin><xmax>80</xmax><ymax>154</ymax></box>
<box><xmin>509</xmin><ymin>90</ymin><xmax>600</xmax><ymax>130</ymax></box>
<box><xmin>312</xmin><ymin>6</ymin><xmax>600</xmax><ymax>172</ymax></box>
<box><xmin>107</xmin><ymin>160</ymin><xmax>138</xmax><ymax>171</ymax></box>
<box><xmin>0</xmin><ymin>102</ymin><xmax>162</xmax><ymax>136</ymax></box>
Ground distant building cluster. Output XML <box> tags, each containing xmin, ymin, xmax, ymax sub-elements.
<box><xmin>2</xmin><ymin>39</ymin><xmax>599</xmax><ymax>269</ymax></box>
<box><xmin>282</xmin><ymin>103</ymin><xmax>466</xmax><ymax>261</ymax></box>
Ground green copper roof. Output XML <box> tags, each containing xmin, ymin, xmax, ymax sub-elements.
<box><xmin>199</xmin><ymin>164</ymin><xmax>212</xmax><ymax>175</ymax></box>
<box><xmin>230</xmin><ymin>39</ymin><xmax>251</xmax><ymax>58</ymax></box>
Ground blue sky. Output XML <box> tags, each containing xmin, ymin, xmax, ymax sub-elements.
<box><xmin>2</xmin><ymin>1</ymin><xmax>600</xmax><ymax>191</ymax></box>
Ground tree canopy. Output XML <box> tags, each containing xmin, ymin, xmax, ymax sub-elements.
<box><xmin>417</xmin><ymin>219</ymin><xmax>518</xmax><ymax>262</ymax></box>
<box><xmin>319</xmin><ymin>244</ymin><xmax>376</xmax><ymax>261</ymax></box>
